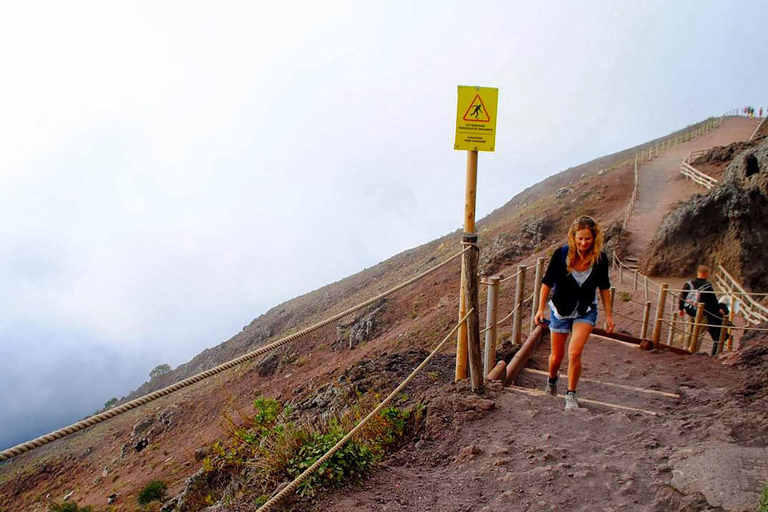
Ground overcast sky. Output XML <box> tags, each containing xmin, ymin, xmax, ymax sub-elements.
<box><xmin>1</xmin><ymin>1</ymin><xmax>767</xmax><ymax>451</ymax></box>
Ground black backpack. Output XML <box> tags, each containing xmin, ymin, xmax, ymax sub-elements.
<box><xmin>683</xmin><ymin>280</ymin><xmax>713</xmax><ymax>316</ymax></box>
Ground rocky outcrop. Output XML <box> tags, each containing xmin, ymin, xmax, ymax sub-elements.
<box><xmin>640</xmin><ymin>138</ymin><xmax>768</xmax><ymax>291</ymax></box>
<box><xmin>336</xmin><ymin>298</ymin><xmax>387</xmax><ymax>349</ymax></box>
<box><xmin>479</xmin><ymin>233</ymin><xmax>532</xmax><ymax>275</ymax></box>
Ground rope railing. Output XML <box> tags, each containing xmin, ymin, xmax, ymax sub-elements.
<box><xmin>256</xmin><ymin>308</ymin><xmax>474</xmax><ymax>512</ymax></box>
<box><xmin>620</xmin><ymin>116</ymin><xmax>723</xmax><ymax>229</ymax></box>
<box><xmin>611</xmin><ymin>310</ymin><xmax>645</xmax><ymax>325</ymax></box>
<box><xmin>480</xmin><ymin>292</ymin><xmax>535</xmax><ymax>334</ymax></box>
<box><xmin>623</xmin><ymin>155</ymin><xmax>639</xmax><ymax>230</ymax></box>
<box><xmin>499</xmin><ymin>268</ymin><xmax>522</xmax><ymax>284</ymax></box>
<box><xmin>0</xmin><ymin>247</ymin><xmax>470</xmax><ymax>463</ymax></box>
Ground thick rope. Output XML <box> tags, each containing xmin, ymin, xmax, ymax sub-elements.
<box><xmin>480</xmin><ymin>292</ymin><xmax>535</xmax><ymax>334</ymax></box>
<box><xmin>256</xmin><ymin>308</ymin><xmax>473</xmax><ymax>512</ymax></box>
<box><xmin>0</xmin><ymin>247</ymin><xmax>468</xmax><ymax>462</ymax></box>
<box><xmin>499</xmin><ymin>268</ymin><xmax>522</xmax><ymax>284</ymax></box>
<box><xmin>610</xmin><ymin>311</ymin><xmax>644</xmax><ymax>325</ymax></box>
<box><xmin>659</xmin><ymin>318</ymin><xmax>768</xmax><ymax>332</ymax></box>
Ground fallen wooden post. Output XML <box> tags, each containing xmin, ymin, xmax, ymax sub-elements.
<box><xmin>486</xmin><ymin>360</ymin><xmax>507</xmax><ymax>384</ymax></box>
<box><xmin>505</xmin><ymin>324</ymin><xmax>547</xmax><ymax>385</ymax></box>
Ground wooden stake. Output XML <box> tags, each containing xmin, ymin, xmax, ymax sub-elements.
<box><xmin>640</xmin><ymin>301</ymin><xmax>651</xmax><ymax>340</ymax></box>
<box><xmin>633</xmin><ymin>270</ymin><xmax>638</xmax><ymax>291</ymax></box>
<box><xmin>464</xmin><ymin>151</ymin><xmax>478</xmax><ymax>233</ymax></box>
<box><xmin>456</xmin><ymin>276</ymin><xmax>468</xmax><ymax>381</ymax></box>
<box><xmin>530</xmin><ymin>258</ymin><xmax>544</xmax><ymax>332</ymax></box>
<box><xmin>716</xmin><ymin>314</ymin><xmax>728</xmax><ymax>355</ymax></box>
<box><xmin>644</xmin><ymin>276</ymin><xmax>649</xmax><ymax>302</ymax></box>
<box><xmin>619</xmin><ymin>264</ymin><xmax>624</xmax><ymax>284</ymax></box>
<box><xmin>652</xmin><ymin>284</ymin><xmax>668</xmax><ymax>348</ymax></box>
<box><xmin>462</xmin><ymin>234</ymin><xmax>482</xmax><ymax>391</ymax></box>
<box><xmin>455</xmin><ymin>150</ymin><xmax>478</xmax><ymax>381</ymax></box>
<box><xmin>483</xmin><ymin>276</ymin><xmax>500</xmax><ymax>376</ymax></box>
<box><xmin>512</xmin><ymin>265</ymin><xmax>526</xmax><ymax>344</ymax></box>
<box><xmin>727</xmin><ymin>307</ymin><xmax>735</xmax><ymax>350</ymax></box>
<box><xmin>605</xmin><ymin>287</ymin><xmax>616</xmax><ymax>330</ymax></box>
<box><xmin>667</xmin><ymin>310</ymin><xmax>678</xmax><ymax>346</ymax></box>
<box><xmin>689</xmin><ymin>303</ymin><xmax>706</xmax><ymax>353</ymax></box>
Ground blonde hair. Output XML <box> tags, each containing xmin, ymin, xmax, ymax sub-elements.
<box><xmin>566</xmin><ymin>216</ymin><xmax>604</xmax><ymax>272</ymax></box>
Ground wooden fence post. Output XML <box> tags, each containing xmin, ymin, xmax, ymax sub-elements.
<box><xmin>530</xmin><ymin>258</ymin><xmax>544</xmax><ymax>332</ymax></box>
<box><xmin>688</xmin><ymin>303</ymin><xmax>706</xmax><ymax>353</ymax></box>
<box><xmin>640</xmin><ymin>301</ymin><xmax>651</xmax><ymax>340</ymax></box>
<box><xmin>512</xmin><ymin>265</ymin><xmax>526</xmax><ymax>344</ymax></box>
<box><xmin>667</xmin><ymin>310</ymin><xmax>678</xmax><ymax>346</ymax></box>
<box><xmin>634</xmin><ymin>270</ymin><xmax>638</xmax><ymax>291</ymax></box>
<box><xmin>483</xmin><ymin>276</ymin><xmax>500</xmax><ymax>377</ymax></box>
<box><xmin>644</xmin><ymin>276</ymin><xmax>649</xmax><ymax>302</ymax></box>
<box><xmin>605</xmin><ymin>287</ymin><xmax>616</xmax><ymax>330</ymax></box>
<box><xmin>461</xmin><ymin>233</ymin><xmax>483</xmax><ymax>391</ymax></box>
<box><xmin>727</xmin><ymin>307</ymin><xmax>735</xmax><ymax>351</ymax></box>
<box><xmin>620</xmin><ymin>263</ymin><xmax>624</xmax><ymax>283</ymax></box>
<box><xmin>715</xmin><ymin>315</ymin><xmax>728</xmax><ymax>356</ymax></box>
<box><xmin>652</xmin><ymin>284</ymin><xmax>668</xmax><ymax>348</ymax></box>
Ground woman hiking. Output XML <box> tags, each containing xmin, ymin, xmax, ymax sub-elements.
<box><xmin>534</xmin><ymin>216</ymin><xmax>615</xmax><ymax>410</ymax></box>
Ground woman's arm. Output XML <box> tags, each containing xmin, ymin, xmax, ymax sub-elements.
<box><xmin>599</xmin><ymin>287</ymin><xmax>615</xmax><ymax>333</ymax></box>
<box><xmin>534</xmin><ymin>283</ymin><xmax>551</xmax><ymax>325</ymax></box>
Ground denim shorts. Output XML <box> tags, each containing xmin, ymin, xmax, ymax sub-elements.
<box><xmin>549</xmin><ymin>307</ymin><xmax>598</xmax><ymax>333</ymax></box>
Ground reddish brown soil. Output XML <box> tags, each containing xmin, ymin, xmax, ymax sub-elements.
<box><xmin>309</xmin><ymin>332</ymin><xmax>767</xmax><ymax>512</ymax></box>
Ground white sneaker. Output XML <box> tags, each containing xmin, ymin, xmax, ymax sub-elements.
<box><xmin>564</xmin><ymin>391</ymin><xmax>579</xmax><ymax>411</ymax></box>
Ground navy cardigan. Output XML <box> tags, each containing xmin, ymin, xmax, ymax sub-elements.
<box><xmin>542</xmin><ymin>246</ymin><xmax>611</xmax><ymax>317</ymax></box>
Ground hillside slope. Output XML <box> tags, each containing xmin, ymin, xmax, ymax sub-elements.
<box><xmin>1</xmin><ymin>116</ymin><xmax>762</xmax><ymax>512</ymax></box>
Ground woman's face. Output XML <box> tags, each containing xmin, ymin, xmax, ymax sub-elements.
<box><xmin>574</xmin><ymin>228</ymin><xmax>594</xmax><ymax>253</ymax></box>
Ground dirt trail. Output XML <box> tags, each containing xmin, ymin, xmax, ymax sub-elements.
<box><xmin>625</xmin><ymin>117</ymin><xmax>760</xmax><ymax>260</ymax></box>
<box><xmin>312</xmin><ymin>334</ymin><xmax>768</xmax><ymax>512</ymax></box>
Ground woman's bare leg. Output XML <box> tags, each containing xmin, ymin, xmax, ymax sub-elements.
<box><xmin>567</xmin><ymin>322</ymin><xmax>593</xmax><ymax>391</ymax></box>
<box><xmin>549</xmin><ymin>332</ymin><xmax>568</xmax><ymax>379</ymax></box>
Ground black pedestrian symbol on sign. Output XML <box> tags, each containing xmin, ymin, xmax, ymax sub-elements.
<box><xmin>462</xmin><ymin>95</ymin><xmax>491</xmax><ymax>122</ymax></box>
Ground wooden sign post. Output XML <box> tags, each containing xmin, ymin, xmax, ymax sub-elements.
<box><xmin>454</xmin><ymin>85</ymin><xmax>498</xmax><ymax>389</ymax></box>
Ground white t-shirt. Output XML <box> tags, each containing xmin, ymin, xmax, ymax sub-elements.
<box><xmin>549</xmin><ymin>267</ymin><xmax>596</xmax><ymax>319</ymax></box>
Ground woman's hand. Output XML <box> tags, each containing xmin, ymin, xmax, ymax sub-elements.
<box><xmin>534</xmin><ymin>308</ymin><xmax>547</xmax><ymax>326</ymax></box>
<box><xmin>605</xmin><ymin>315</ymin><xmax>615</xmax><ymax>333</ymax></box>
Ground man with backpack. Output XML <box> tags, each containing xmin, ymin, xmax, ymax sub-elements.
<box><xmin>678</xmin><ymin>265</ymin><xmax>728</xmax><ymax>353</ymax></box>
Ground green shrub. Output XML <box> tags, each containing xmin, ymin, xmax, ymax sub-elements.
<box><xmin>253</xmin><ymin>397</ymin><xmax>281</xmax><ymax>427</ymax></box>
<box><xmin>137</xmin><ymin>480</ymin><xmax>167</xmax><ymax>505</ymax></box>
<box><xmin>760</xmin><ymin>481</ymin><xmax>768</xmax><ymax>512</ymax></box>
<box><xmin>620</xmin><ymin>291</ymin><xmax>631</xmax><ymax>302</ymax></box>
<box><xmin>209</xmin><ymin>397</ymin><xmax>423</xmax><ymax>503</ymax></box>
<box><xmin>48</xmin><ymin>502</ymin><xmax>92</xmax><ymax>512</ymax></box>
<box><xmin>286</xmin><ymin>424</ymin><xmax>374</xmax><ymax>496</ymax></box>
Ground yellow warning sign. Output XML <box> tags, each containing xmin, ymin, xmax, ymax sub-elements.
<box><xmin>454</xmin><ymin>85</ymin><xmax>498</xmax><ymax>152</ymax></box>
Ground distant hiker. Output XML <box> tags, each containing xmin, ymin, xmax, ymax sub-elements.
<box><xmin>760</xmin><ymin>107</ymin><xmax>764</xmax><ymax>117</ymax></box>
<box><xmin>678</xmin><ymin>265</ymin><xmax>728</xmax><ymax>353</ymax></box>
<box><xmin>534</xmin><ymin>216</ymin><xmax>614</xmax><ymax>411</ymax></box>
